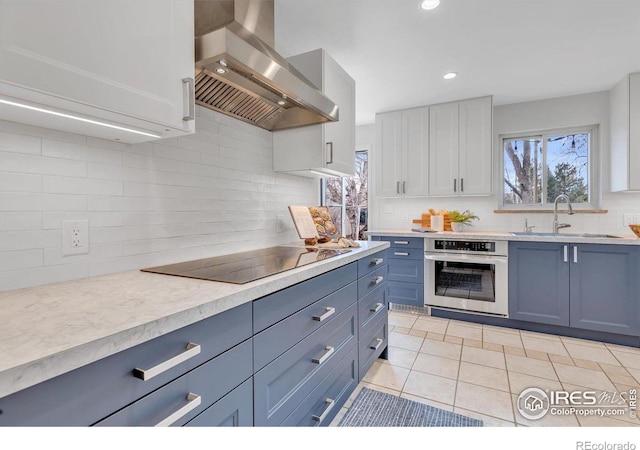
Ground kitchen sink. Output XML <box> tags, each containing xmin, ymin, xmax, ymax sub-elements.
<box><xmin>512</xmin><ymin>232</ymin><xmax>621</xmax><ymax>239</ymax></box>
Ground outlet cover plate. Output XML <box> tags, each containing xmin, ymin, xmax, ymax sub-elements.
<box><xmin>62</xmin><ymin>220</ymin><xmax>89</xmax><ymax>256</ymax></box>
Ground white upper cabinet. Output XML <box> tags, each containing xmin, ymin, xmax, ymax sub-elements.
<box><xmin>429</xmin><ymin>96</ymin><xmax>492</xmax><ymax>196</ymax></box>
<box><xmin>374</xmin><ymin>107</ymin><xmax>429</xmax><ymax>197</ymax></box>
<box><xmin>0</xmin><ymin>0</ymin><xmax>195</xmax><ymax>143</ymax></box>
<box><xmin>610</xmin><ymin>72</ymin><xmax>640</xmax><ymax>192</ymax></box>
<box><xmin>273</xmin><ymin>49</ymin><xmax>355</xmax><ymax>178</ymax></box>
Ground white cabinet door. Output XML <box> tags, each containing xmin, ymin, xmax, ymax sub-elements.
<box><xmin>458</xmin><ymin>97</ymin><xmax>492</xmax><ymax>195</ymax></box>
<box><xmin>402</xmin><ymin>106</ymin><xmax>429</xmax><ymax>196</ymax></box>
<box><xmin>273</xmin><ymin>49</ymin><xmax>355</xmax><ymax>177</ymax></box>
<box><xmin>374</xmin><ymin>111</ymin><xmax>403</xmax><ymax>197</ymax></box>
<box><xmin>630</xmin><ymin>73</ymin><xmax>640</xmax><ymax>190</ymax></box>
<box><xmin>428</xmin><ymin>101</ymin><xmax>459</xmax><ymax>196</ymax></box>
<box><xmin>0</xmin><ymin>0</ymin><xmax>194</xmax><ymax>143</ymax></box>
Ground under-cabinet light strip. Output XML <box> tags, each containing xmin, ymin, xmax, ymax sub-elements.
<box><xmin>0</xmin><ymin>98</ymin><xmax>161</xmax><ymax>138</ymax></box>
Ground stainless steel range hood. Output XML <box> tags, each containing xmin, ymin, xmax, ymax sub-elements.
<box><xmin>194</xmin><ymin>0</ymin><xmax>338</xmax><ymax>131</ymax></box>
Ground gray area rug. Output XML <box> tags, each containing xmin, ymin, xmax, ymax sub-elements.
<box><xmin>338</xmin><ymin>388</ymin><xmax>483</xmax><ymax>427</ymax></box>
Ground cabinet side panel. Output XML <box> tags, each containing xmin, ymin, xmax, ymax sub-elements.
<box><xmin>610</xmin><ymin>75</ymin><xmax>630</xmax><ymax>192</ymax></box>
<box><xmin>629</xmin><ymin>73</ymin><xmax>640</xmax><ymax>190</ymax></box>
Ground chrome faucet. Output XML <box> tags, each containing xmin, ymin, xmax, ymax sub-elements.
<box><xmin>553</xmin><ymin>194</ymin><xmax>574</xmax><ymax>234</ymax></box>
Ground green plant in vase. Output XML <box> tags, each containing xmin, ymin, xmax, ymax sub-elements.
<box><xmin>448</xmin><ymin>210</ymin><xmax>479</xmax><ymax>232</ymax></box>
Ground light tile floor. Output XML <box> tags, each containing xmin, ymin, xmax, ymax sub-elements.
<box><xmin>331</xmin><ymin>311</ymin><xmax>640</xmax><ymax>427</ymax></box>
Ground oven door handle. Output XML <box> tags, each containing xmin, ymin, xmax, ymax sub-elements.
<box><xmin>424</xmin><ymin>253</ymin><xmax>508</xmax><ymax>265</ymax></box>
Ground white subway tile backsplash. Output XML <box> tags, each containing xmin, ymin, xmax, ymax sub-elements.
<box><xmin>0</xmin><ymin>131</ymin><xmax>41</xmax><ymax>154</ymax></box>
<box><xmin>0</xmin><ymin>212</ymin><xmax>42</xmax><ymax>231</ymax></box>
<box><xmin>0</xmin><ymin>171</ymin><xmax>42</xmax><ymax>192</ymax></box>
<box><xmin>0</xmin><ymin>106</ymin><xmax>316</xmax><ymax>292</ymax></box>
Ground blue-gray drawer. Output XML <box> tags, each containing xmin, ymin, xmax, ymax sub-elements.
<box><xmin>388</xmin><ymin>281</ymin><xmax>424</xmax><ymax>307</ymax></box>
<box><xmin>374</xmin><ymin>236</ymin><xmax>424</xmax><ymax>249</ymax></box>
<box><xmin>357</xmin><ymin>249</ymin><xmax>388</xmax><ymax>278</ymax></box>
<box><xmin>357</xmin><ymin>265</ymin><xmax>388</xmax><ymax>298</ymax></box>
<box><xmin>253</xmin><ymin>281</ymin><xmax>357</xmax><ymax>371</ymax></box>
<box><xmin>253</xmin><ymin>303</ymin><xmax>357</xmax><ymax>426</ymax></box>
<box><xmin>359</xmin><ymin>313</ymin><xmax>388</xmax><ymax>380</ymax></box>
<box><xmin>358</xmin><ymin>283</ymin><xmax>387</xmax><ymax>329</ymax></box>
<box><xmin>387</xmin><ymin>258</ymin><xmax>424</xmax><ymax>283</ymax></box>
<box><xmin>388</xmin><ymin>247</ymin><xmax>424</xmax><ymax>260</ymax></box>
<box><xmin>0</xmin><ymin>302</ymin><xmax>252</xmax><ymax>426</ymax></box>
<box><xmin>185</xmin><ymin>378</ymin><xmax>253</xmax><ymax>427</ymax></box>
<box><xmin>281</xmin><ymin>345</ymin><xmax>358</xmax><ymax>427</ymax></box>
<box><xmin>253</xmin><ymin>263</ymin><xmax>357</xmax><ymax>333</ymax></box>
<box><xmin>95</xmin><ymin>339</ymin><xmax>253</xmax><ymax>427</ymax></box>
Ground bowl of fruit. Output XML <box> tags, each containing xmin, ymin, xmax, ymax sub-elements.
<box><xmin>629</xmin><ymin>224</ymin><xmax>640</xmax><ymax>238</ymax></box>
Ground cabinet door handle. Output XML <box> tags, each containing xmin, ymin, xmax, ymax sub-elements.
<box><xmin>312</xmin><ymin>346</ymin><xmax>334</xmax><ymax>365</ymax></box>
<box><xmin>312</xmin><ymin>398</ymin><xmax>335</xmax><ymax>423</ymax></box>
<box><xmin>312</xmin><ymin>306</ymin><xmax>336</xmax><ymax>322</ymax></box>
<box><xmin>371</xmin><ymin>258</ymin><xmax>384</xmax><ymax>265</ymax></box>
<box><xmin>573</xmin><ymin>246</ymin><xmax>578</xmax><ymax>263</ymax></box>
<box><xmin>403</xmin><ymin>181</ymin><xmax>406</xmax><ymax>194</ymax></box>
<box><xmin>396</xmin><ymin>181</ymin><xmax>400</xmax><ymax>194</ymax></box>
<box><xmin>370</xmin><ymin>303</ymin><xmax>384</xmax><ymax>313</ymax></box>
<box><xmin>371</xmin><ymin>275</ymin><xmax>384</xmax><ymax>285</ymax></box>
<box><xmin>393</xmin><ymin>251</ymin><xmax>409</xmax><ymax>256</ymax></box>
<box><xmin>155</xmin><ymin>393</ymin><xmax>201</xmax><ymax>427</ymax></box>
<box><xmin>326</xmin><ymin>142</ymin><xmax>333</xmax><ymax>164</ymax></box>
<box><xmin>454</xmin><ymin>178</ymin><xmax>457</xmax><ymax>192</ymax></box>
<box><xmin>133</xmin><ymin>343</ymin><xmax>200</xmax><ymax>381</ymax></box>
<box><xmin>182</xmin><ymin>77</ymin><xmax>195</xmax><ymax>121</ymax></box>
<box><xmin>461</xmin><ymin>178</ymin><xmax>464</xmax><ymax>192</ymax></box>
<box><xmin>393</xmin><ymin>241</ymin><xmax>409</xmax><ymax>245</ymax></box>
<box><xmin>370</xmin><ymin>338</ymin><xmax>384</xmax><ymax>351</ymax></box>
<box><xmin>563</xmin><ymin>245</ymin><xmax>568</xmax><ymax>263</ymax></box>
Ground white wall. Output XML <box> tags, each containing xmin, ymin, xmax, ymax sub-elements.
<box><xmin>0</xmin><ymin>106</ymin><xmax>318</xmax><ymax>292</ymax></box>
<box><xmin>369</xmin><ymin>90</ymin><xmax>640</xmax><ymax>235</ymax></box>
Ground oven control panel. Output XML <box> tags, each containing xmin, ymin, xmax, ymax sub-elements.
<box><xmin>433</xmin><ymin>240</ymin><xmax>496</xmax><ymax>252</ymax></box>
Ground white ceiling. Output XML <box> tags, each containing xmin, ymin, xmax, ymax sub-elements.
<box><xmin>274</xmin><ymin>0</ymin><xmax>640</xmax><ymax>126</ymax></box>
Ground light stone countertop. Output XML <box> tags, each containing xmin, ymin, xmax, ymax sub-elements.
<box><xmin>0</xmin><ymin>240</ymin><xmax>389</xmax><ymax>399</ymax></box>
<box><xmin>366</xmin><ymin>229</ymin><xmax>640</xmax><ymax>245</ymax></box>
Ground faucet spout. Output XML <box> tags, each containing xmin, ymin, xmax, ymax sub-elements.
<box><xmin>553</xmin><ymin>194</ymin><xmax>574</xmax><ymax>234</ymax></box>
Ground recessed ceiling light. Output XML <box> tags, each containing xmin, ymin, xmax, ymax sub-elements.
<box><xmin>421</xmin><ymin>0</ymin><xmax>440</xmax><ymax>11</ymax></box>
<box><xmin>215</xmin><ymin>67</ymin><xmax>227</xmax><ymax>74</ymax></box>
<box><xmin>219</xmin><ymin>59</ymin><xmax>228</xmax><ymax>67</ymax></box>
<box><xmin>443</xmin><ymin>72</ymin><xmax>458</xmax><ymax>80</ymax></box>
<box><xmin>278</xmin><ymin>100</ymin><xmax>286</xmax><ymax>106</ymax></box>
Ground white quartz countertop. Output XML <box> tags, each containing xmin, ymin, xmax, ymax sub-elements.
<box><xmin>0</xmin><ymin>241</ymin><xmax>389</xmax><ymax>399</ymax></box>
<box><xmin>367</xmin><ymin>229</ymin><xmax>640</xmax><ymax>245</ymax></box>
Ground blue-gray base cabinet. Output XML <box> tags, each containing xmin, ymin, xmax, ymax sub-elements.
<box><xmin>356</xmin><ymin>249</ymin><xmax>389</xmax><ymax>380</ymax></box>
<box><xmin>509</xmin><ymin>242</ymin><xmax>640</xmax><ymax>337</ymax></box>
<box><xmin>0</xmin><ymin>250</ymin><xmax>391</xmax><ymax>427</ymax></box>
<box><xmin>371</xmin><ymin>236</ymin><xmax>424</xmax><ymax>307</ymax></box>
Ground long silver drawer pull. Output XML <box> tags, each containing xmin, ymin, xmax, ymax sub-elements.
<box><xmin>370</xmin><ymin>338</ymin><xmax>384</xmax><ymax>351</ymax></box>
<box><xmin>563</xmin><ymin>245</ymin><xmax>568</xmax><ymax>262</ymax></box>
<box><xmin>313</xmin><ymin>306</ymin><xmax>336</xmax><ymax>322</ymax></box>
<box><xmin>181</xmin><ymin>77</ymin><xmax>195</xmax><ymax>121</ymax></box>
<box><xmin>312</xmin><ymin>398</ymin><xmax>335</xmax><ymax>423</ymax></box>
<box><xmin>573</xmin><ymin>246</ymin><xmax>578</xmax><ymax>263</ymax></box>
<box><xmin>133</xmin><ymin>343</ymin><xmax>201</xmax><ymax>381</ymax></box>
<box><xmin>394</xmin><ymin>251</ymin><xmax>409</xmax><ymax>256</ymax></box>
<box><xmin>371</xmin><ymin>258</ymin><xmax>384</xmax><ymax>265</ymax></box>
<box><xmin>393</xmin><ymin>241</ymin><xmax>409</xmax><ymax>245</ymax></box>
<box><xmin>312</xmin><ymin>346</ymin><xmax>335</xmax><ymax>365</ymax></box>
<box><xmin>155</xmin><ymin>393</ymin><xmax>201</xmax><ymax>427</ymax></box>
<box><xmin>371</xmin><ymin>276</ymin><xmax>384</xmax><ymax>285</ymax></box>
<box><xmin>370</xmin><ymin>302</ymin><xmax>384</xmax><ymax>313</ymax></box>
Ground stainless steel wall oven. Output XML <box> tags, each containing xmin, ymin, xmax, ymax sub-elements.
<box><xmin>424</xmin><ymin>239</ymin><xmax>508</xmax><ymax>316</ymax></box>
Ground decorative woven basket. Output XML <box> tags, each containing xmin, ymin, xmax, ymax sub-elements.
<box><xmin>412</xmin><ymin>213</ymin><xmax>451</xmax><ymax>231</ymax></box>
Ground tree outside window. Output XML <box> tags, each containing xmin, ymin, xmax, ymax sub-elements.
<box><xmin>503</xmin><ymin>129</ymin><xmax>591</xmax><ymax>206</ymax></box>
<box><xmin>321</xmin><ymin>150</ymin><xmax>368</xmax><ymax>240</ymax></box>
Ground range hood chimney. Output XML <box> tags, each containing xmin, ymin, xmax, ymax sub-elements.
<box><xmin>194</xmin><ymin>0</ymin><xmax>339</xmax><ymax>131</ymax></box>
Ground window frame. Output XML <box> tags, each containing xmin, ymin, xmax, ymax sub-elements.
<box><xmin>498</xmin><ymin>125</ymin><xmax>600</xmax><ymax>210</ymax></box>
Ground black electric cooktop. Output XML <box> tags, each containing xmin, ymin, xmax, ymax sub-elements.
<box><xmin>141</xmin><ymin>246</ymin><xmax>352</xmax><ymax>284</ymax></box>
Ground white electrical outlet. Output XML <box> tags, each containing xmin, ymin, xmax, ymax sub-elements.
<box><xmin>62</xmin><ymin>220</ymin><xmax>89</xmax><ymax>256</ymax></box>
